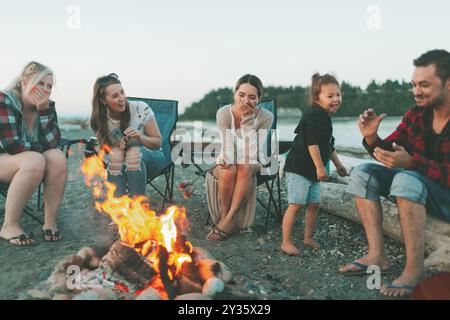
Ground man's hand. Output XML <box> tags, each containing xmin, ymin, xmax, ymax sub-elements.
<box><xmin>357</xmin><ymin>108</ymin><xmax>386</xmax><ymax>144</ymax></box>
<box><xmin>316</xmin><ymin>166</ymin><xmax>329</xmax><ymax>182</ymax></box>
<box><xmin>373</xmin><ymin>143</ymin><xmax>413</xmax><ymax>169</ymax></box>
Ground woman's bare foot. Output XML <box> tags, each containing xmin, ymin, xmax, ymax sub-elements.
<box><xmin>303</xmin><ymin>238</ymin><xmax>321</xmax><ymax>251</ymax></box>
<box><xmin>280</xmin><ymin>241</ymin><xmax>300</xmax><ymax>256</ymax></box>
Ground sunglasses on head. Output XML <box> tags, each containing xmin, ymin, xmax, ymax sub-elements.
<box><xmin>97</xmin><ymin>73</ymin><xmax>119</xmax><ymax>86</ymax></box>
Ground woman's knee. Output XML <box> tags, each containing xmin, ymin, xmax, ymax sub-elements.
<box><xmin>217</xmin><ymin>164</ymin><xmax>236</xmax><ymax>182</ymax></box>
<box><xmin>20</xmin><ymin>152</ymin><xmax>46</xmax><ymax>178</ymax></box>
<box><xmin>43</xmin><ymin>149</ymin><xmax>67</xmax><ymax>174</ymax></box>
<box><xmin>125</xmin><ymin>147</ymin><xmax>143</xmax><ymax>171</ymax></box>
<box><xmin>108</xmin><ymin>147</ymin><xmax>125</xmax><ymax>175</ymax></box>
<box><xmin>236</xmin><ymin>164</ymin><xmax>254</xmax><ymax>178</ymax></box>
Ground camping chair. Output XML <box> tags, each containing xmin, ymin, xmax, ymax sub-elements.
<box><xmin>85</xmin><ymin>97</ymin><xmax>178</xmax><ymax>213</ymax></box>
<box><xmin>1</xmin><ymin>138</ymin><xmax>89</xmax><ymax>225</ymax></box>
<box><xmin>190</xmin><ymin>100</ymin><xmax>282</xmax><ymax>233</ymax></box>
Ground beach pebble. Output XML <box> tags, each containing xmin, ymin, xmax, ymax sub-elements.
<box><xmin>136</xmin><ymin>287</ymin><xmax>161</xmax><ymax>300</ymax></box>
<box><xmin>175</xmin><ymin>293</ymin><xmax>212</xmax><ymax>300</ymax></box>
<box><xmin>27</xmin><ymin>289</ymin><xmax>52</xmax><ymax>300</ymax></box>
<box><xmin>53</xmin><ymin>294</ymin><xmax>72</xmax><ymax>300</ymax></box>
<box><xmin>47</xmin><ymin>272</ymin><xmax>69</xmax><ymax>293</ymax></box>
<box><xmin>73</xmin><ymin>288</ymin><xmax>117</xmax><ymax>300</ymax></box>
<box><xmin>192</xmin><ymin>246</ymin><xmax>215</xmax><ymax>261</ymax></box>
<box><xmin>202</xmin><ymin>277</ymin><xmax>225</xmax><ymax>298</ymax></box>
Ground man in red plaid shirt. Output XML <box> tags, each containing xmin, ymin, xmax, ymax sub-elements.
<box><xmin>340</xmin><ymin>49</ymin><xmax>450</xmax><ymax>297</ymax></box>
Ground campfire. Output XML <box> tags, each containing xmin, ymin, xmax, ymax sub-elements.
<box><xmin>27</xmin><ymin>147</ymin><xmax>232</xmax><ymax>300</ymax></box>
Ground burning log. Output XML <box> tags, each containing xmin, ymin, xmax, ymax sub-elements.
<box><xmin>154</xmin><ymin>245</ymin><xmax>178</xmax><ymax>300</ymax></box>
<box><xmin>178</xmin><ymin>275</ymin><xmax>202</xmax><ymax>294</ymax></box>
<box><xmin>100</xmin><ymin>241</ymin><xmax>157</xmax><ymax>291</ymax></box>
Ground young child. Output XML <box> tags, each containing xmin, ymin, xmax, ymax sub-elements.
<box><xmin>281</xmin><ymin>73</ymin><xmax>348</xmax><ymax>256</ymax></box>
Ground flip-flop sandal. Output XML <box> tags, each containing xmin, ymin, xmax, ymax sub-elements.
<box><xmin>339</xmin><ymin>260</ymin><xmax>395</xmax><ymax>277</ymax></box>
<box><xmin>1</xmin><ymin>232</ymin><xmax>37</xmax><ymax>247</ymax></box>
<box><xmin>381</xmin><ymin>281</ymin><xmax>416</xmax><ymax>296</ymax></box>
<box><xmin>339</xmin><ymin>261</ymin><xmax>369</xmax><ymax>276</ymax></box>
<box><xmin>42</xmin><ymin>229</ymin><xmax>62</xmax><ymax>242</ymax></box>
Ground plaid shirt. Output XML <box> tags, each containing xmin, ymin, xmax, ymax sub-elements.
<box><xmin>363</xmin><ymin>106</ymin><xmax>450</xmax><ymax>189</ymax></box>
<box><xmin>0</xmin><ymin>91</ymin><xmax>61</xmax><ymax>154</ymax></box>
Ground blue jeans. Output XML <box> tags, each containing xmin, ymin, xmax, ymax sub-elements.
<box><xmin>346</xmin><ymin>163</ymin><xmax>450</xmax><ymax>222</ymax></box>
<box><xmin>107</xmin><ymin>147</ymin><xmax>167</xmax><ymax>197</ymax></box>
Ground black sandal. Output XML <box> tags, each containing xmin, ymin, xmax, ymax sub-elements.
<box><xmin>42</xmin><ymin>229</ymin><xmax>62</xmax><ymax>242</ymax></box>
<box><xmin>1</xmin><ymin>232</ymin><xmax>37</xmax><ymax>247</ymax></box>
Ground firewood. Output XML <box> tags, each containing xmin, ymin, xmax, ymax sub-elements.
<box><xmin>154</xmin><ymin>245</ymin><xmax>178</xmax><ymax>300</ymax></box>
<box><xmin>179</xmin><ymin>275</ymin><xmax>203</xmax><ymax>294</ymax></box>
<box><xmin>100</xmin><ymin>241</ymin><xmax>157</xmax><ymax>291</ymax></box>
<box><xmin>135</xmin><ymin>287</ymin><xmax>162</xmax><ymax>300</ymax></box>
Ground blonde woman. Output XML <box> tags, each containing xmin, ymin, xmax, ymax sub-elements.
<box><xmin>0</xmin><ymin>61</ymin><xmax>67</xmax><ymax>246</ymax></box>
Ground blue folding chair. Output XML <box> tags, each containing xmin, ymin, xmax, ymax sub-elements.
<box><xmin>127</xmin><ymin>97</ymin><xmax>178</xmax><ymax>212</ymax></box>
<box><xmin>192</xmin><ymin>100</ymin><xmax>282</xmax><ymax>232</ymax></box>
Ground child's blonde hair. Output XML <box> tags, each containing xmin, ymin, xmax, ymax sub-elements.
<box><xmin>7</xmin><ymin>61</ymin><xmax>54</xmax><ymax>96</ymax></box>
<box><xmin>310</xmin><ymin>73</ymin><xmax>340</xmax><ymax>105</ymax></box>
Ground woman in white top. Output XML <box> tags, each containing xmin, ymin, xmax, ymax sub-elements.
<box><xmin>90</xmin><ymin>73</ymin><xmax>166</xmax><ymax>197</ymax></box>
<box><xmin>206</xmin><ymin>74</ymin><xmax>273</xmax><ymax>240</ymax></box>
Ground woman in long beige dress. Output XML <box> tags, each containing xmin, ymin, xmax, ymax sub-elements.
<box><xmin>205</xmin><ymin>74</ymin><xmax>273</xmax><ymax>240</ymax></box>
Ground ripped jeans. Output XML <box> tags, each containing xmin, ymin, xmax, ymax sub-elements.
<box><xmin>106</xmin><ymin>146</ymin><xmax>167</xmax><ymax>197</ymax></box>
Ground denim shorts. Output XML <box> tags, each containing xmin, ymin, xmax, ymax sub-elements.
<box><xmin>285</xmin><ymin>172</ymin><xmax>321</xmax><ymax>205</ymax></box>
<box><xmin>346</xmin><ymin>163</ymin><xmax>450</xmax><ymax>222</ymax></box>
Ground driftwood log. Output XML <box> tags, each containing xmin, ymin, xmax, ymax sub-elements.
<box><xmin>320</xmin><ymin>182</ymin><xmax>450</xmax><ymax>272</ymax></box>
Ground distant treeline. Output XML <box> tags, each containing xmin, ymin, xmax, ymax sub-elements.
<box><xmin>181</xmin><ymin>80</ymin><xmax>415</xmax><ymax>120</ymax></box>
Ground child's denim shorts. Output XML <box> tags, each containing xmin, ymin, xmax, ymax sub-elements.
<box><xmin>285</xmin><ymin>171</ymin><xmax>321</xmax><ymax>205</ymax></box>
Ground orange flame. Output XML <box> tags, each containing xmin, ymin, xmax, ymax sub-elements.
<box><xmin>81</xmin><ymin>147</ymin><xmax>192</xmax><ymax>282</ymax></box>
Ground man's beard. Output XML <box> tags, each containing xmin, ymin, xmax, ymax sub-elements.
<box><xmin>419</xmin><ymin>88</ymin><xmax>447</xmax><ymax>110</ymax></box>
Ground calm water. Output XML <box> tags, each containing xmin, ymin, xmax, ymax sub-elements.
<box><xmin>177</xmin><ymin>117</ymin><xmax>402</xmax><ymax>148</ymax></box>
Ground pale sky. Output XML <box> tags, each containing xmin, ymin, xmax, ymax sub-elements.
<box><xmin>1</xmin><ymin>0</ymin><xmax>449</xmax><ymax>116</ymax></box>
